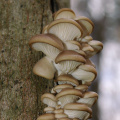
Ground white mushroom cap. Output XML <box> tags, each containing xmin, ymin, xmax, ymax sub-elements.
<box><xmin>56</xmin><ymin>88</ymin><xmax>83</xmax><ymax>107</ymax></box>
<box><xmin>47</xmin><ymin>19</ymin><xmax>83</xmax><ymax>42</ymax></box>
<box><xmin>37</xmin><ymin>113</ymin><xmax>55</xmax><ymax>120</ymax></box>
<box><xmin>64</xmin><ymin>103</ymin><xmax>92</xmax><ymax>119</ymax></box>
<box><xmin>71</xmin><ymin>64</ymin><xmax>97</xmax><ymax>84</ymax></box>
<box><xmin>29</xmin><ymin>33</ymin><xmax>64</xmax><ymax>60</ymax></box>
<box><xmin>41</xmin><ymin>93</ymin><xmax>57</xmax><ymax>107</ymax></box>
<box><xmin>44</xmin><ymin>107</ymin><xmax>55</xmax><ymax>113</ymax></box>
<box><xmin>54</xmin><ymin>8</ymin><xmax>76</xmax><ymax>20</ymax></box>
<box><xmin>57</xmin><ymin>74</ymin><xmax>79</xmax><ymax>87</ymax></box>
<box><xmin>74</xmin><ymin>16</ymin><xmax>94</xmax><ymax>37</ymax></box>
<box><xmin>33</xmin><ymin>56</ymin><xmax>56</xmax><ymax>79</ymax></box>
<box><xmin>77</xmin><ymin>91</ymin><xmax>98</xmax><ymax>107</ymax></box>
<box><xmin>55</xmin><ymin>50</ymin><xmax>86</xmax><ymax>75</ymax></box>
<box><xmin>52</xmin><ymin>84</ymin><xmax>73</xmax><ymax>93</ymax></box>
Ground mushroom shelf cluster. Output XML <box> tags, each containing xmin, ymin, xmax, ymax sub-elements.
<box><xmin>29</xmin><ymin>8</ymin><xmax>103</xmax><ymax>120</ymax></box>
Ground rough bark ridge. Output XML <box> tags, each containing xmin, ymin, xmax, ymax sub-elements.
<box><xmin>0</xmin><ymin>0</ymin><xmax>69</xmax><ymax>120</ymax></box>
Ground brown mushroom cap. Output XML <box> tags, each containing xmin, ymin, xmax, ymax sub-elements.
<box><xmin>33</xmin><ymin>56</ymin><xmax>56</xmax><ymax>80</ymax></box>
<box><xmin>84</xmin><ymin>91</ymin><xmax>98</xmax><ymax>99</ymax></box>
<box><xmin>57</xmin><ymin>74</ymin><xmax>79</xmax><ymax>86</ymax></box>
<box><xmin>53</xmin><ymin>84</ymin><xmax>73</xmax><ymax>93</ymax></box>
<box><xmin>82</xmin><ymin>43</ymin><xmax>94</xmax><ymax>52</ymax></box>
<box><xmin>64</xmin><ymin>41</ymin><xmax>81</xmax><ymax>51</ymax></box>
<box><xmin>41</xmin><ymin>93</ymin><xmax>56</xmax><ymax>102</ymax></box>
<box><xmin>54</xmin><ymin>109</ymin><xmax>64</xmax><ymax>114</ymax></box>
<box><xmin>64</xmin><ymin>103</ymin><xmax>92</xmax><ymax>112</ymax></box>
<box><xmin>81</xmin><ymin>36</ymin><xmax>93</xmax><ymax>43</ymax></box>
<box><xmin>79</xmin><ymin>64</ymin><xmax>97</xmax><ymax>76</ymax></box>
<box><xmin>55</xmin><ymin>113</ymin><xmax>68</xmax><ymax>119</ymax></box>
<box><xmin>47</xmin><ymin>18</ymin><xmax>83</xmax><ymax>42</ymax></box>
<box><xmin>56</xmin><ymin>88</ymin><xmax>83</xmax><ymax>107</ymax></box>
<box><xmin>77</xmin><ymin>91</ymin><xmax>98</xmax><ymax>107</ymax></box>
<box><xmin>55</xmin><ymin>50</ymin><xmax>86</xmax><ymax>64</ymax></box>
<box><xmin>74</xmin><ymin>16</ymin><xmax>94</xmax><ymax>37</ymax></box>
<box><xmin>74</xmin><ymin>50</ymin><xmax>86</xmax><ymax>57</ymax></box>
<box><xmin>88</xmin><ymin>40</ymin><xmax>103</xmax><ymax>52</ymax></box>
<box><xmin>75</xmin><ymin>85</ymin><xmax>88</xmax><ymax>92</ymax></box>
<box><xmin>54</xmin><ymin>8</ymin><xmax>76</xmax><ymax>20</ymax></box>
<box><xmin>64</xmin><ymin>103</ymin><xmax>92</xmax><ymax>119</ymax></box>
<box><xmin>37</xmin><ymin>113</ymin><xmax>55</xmax><ymax>120</ymax></box>
<box><xmin>56</xmin><ymin>88</ymin><xmax>83</xmax><ymax>99</ymax></box>
<box><xmin>44</xmin><ymin>107</ymin><xmax>55</xmax><ymax>113</ymax></box>
<box><xmin>71</xmin><ymin>64</ymin><xmax>97</xmax><ymax>84</ymax></box>
<box><xmin>29</xmin><ymin>33</ymin><xmax>64</xmax><ymax>51</ymax></box>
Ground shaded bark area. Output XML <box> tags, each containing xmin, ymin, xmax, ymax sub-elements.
<box><xmin>0</xmin><ymin>0</ymin><xmax>69</xmax><ymax>119</ymax></box>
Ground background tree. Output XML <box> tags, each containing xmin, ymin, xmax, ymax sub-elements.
<box><xmin>0</xmin><ymin>0</ymin><xmax>69</xmax><ymax>120</ymax></box>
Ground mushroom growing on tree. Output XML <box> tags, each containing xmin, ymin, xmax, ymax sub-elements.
<box><xmin>29</xmin><ymin>8</ymin><xmax>103</xmax><ymax>120</ymax></box>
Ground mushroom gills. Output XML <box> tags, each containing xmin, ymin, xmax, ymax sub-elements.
<box><xmin>55</xmin><ymin>61</ymin><xmax>81</xmax><ymax>74</ymax></box>
<box><xmin>77</xmin><ymin>97</ymin><xmax>97</xmax><ymax>107</ymax></box>
<box><xmin>58</xmin><ymin>95</ymin><xmax>79</xmax><ymax>107</ymax></box>
<box><xmin>72</xmin><ymin>69</ymin><xmax>95</xmax><ymax>82</ymax></box>
<box><xmin>32</xmin><ymin>43</ymin><xmax>61</xmax><ymax>60</ymax></box>
<box><xmin>48</xmin><ymin>23</ymin><xmax>81</xmax><ymax>42</ymax></box>
<box><xmin>64</xmin><ymin>110</ymin><xmax>90</xmax><ymax>119</ymax></box>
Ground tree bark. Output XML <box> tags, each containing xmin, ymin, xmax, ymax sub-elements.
<box><xmin>0</xmin><ymin>0</ymin><xmax>69</xmax><ymax>119</ymax></box>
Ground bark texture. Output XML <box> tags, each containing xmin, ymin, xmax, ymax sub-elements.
<box><xmin>0</xmin><ymin>0</ymin><xmax>69</xmax><ymax>120</ymax></box>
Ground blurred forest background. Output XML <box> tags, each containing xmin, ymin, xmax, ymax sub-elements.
<box><xmin>71</xmin><ymin>0</ymin><xmax>120</xmax><ymax>120</ymax></box>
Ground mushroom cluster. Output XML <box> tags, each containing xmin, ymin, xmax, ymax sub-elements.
<box><xmin>29</xmin><ymin>8</ymin><xmax>103</xmax><ymax>120</ymax></box>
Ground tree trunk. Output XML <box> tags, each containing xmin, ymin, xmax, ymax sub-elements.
<box><xmin>0</xmin><ymin>0</ymin><xmax>69</xmax><ymax>120</ymax></box>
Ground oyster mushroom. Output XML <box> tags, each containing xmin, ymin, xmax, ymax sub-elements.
<box><xmin>74</xmin><ymin>16</ymin><xmax>94</xmax><ymax>37</ymax></box>
<box><xmin>82</xmin><ymin>43</ymin><xmax>94</xmax><ymax>57</ymax></box>
<box><xmin>56</xmin><ymin>88</ymin><xmax>83</xmax><ymax>107</ymax></box>
<box><xmin>75</xmin><ymin>85</ymin><xmax>88</xmax><ymax>93</ymax></box>
<box><xmin>88</xmin><ymin>40</ymin><xmax>103</xmax><ymax>53</ymax></box>
<box><xmin>51</xmin><ymin>84</ymin><xmax>73</xmax><ymax>93</ymax></box>
<box><xmin>37</xmin><ymin>113</ymin><xmax>55</xmax><ymax>120</ymax></box>
<box><xmin>47</xmin><ymin>19</ymin><xmax>83</xmax><ymax>42</ymax></box>
<box><xmin>29</xmin><ymin>33</ymin><xmax>64</xmax><ymax>60</ymax></box>
<box><xmin>33</xmin><ymin>56</ymin><xmax>56</xmax><ymax>79</ymax></box>
<box><xmin>55</xmin><ymin>113</ymin><xmax>68</xmax><ymax>119</ymax></box>
<box><xmin>77</xmin><ymin>91</ymin><xmax>98</xmax><ymax>107</ymax></box>
<box><xmin>41</xmin><ymin>93</ymin><xmax>57</xmax><ymax>107</ymax></box>
<box><xmin>54</xmin><ymin>50</ymin><xmax>86</xmax><ymax>75</ymax></box>
<box><xmin>54</xmin><ymin>109</ymin><xmax>64</xmax><ymax>114</ymax></box>
<box><xmin>54</xmin><ymin>8</ymin><xmax>76</xmax><ymax>20</ymax></box>
<box><xmin>64</xmin><ymin>40</ymin><xmax>81</xmax><ymax>51</ymax></box>
<box><xmin>80</xmin><ymin>36</ymin><xmax>93</xmax><ymax>43</ymax></box>
<box><xmin>71</xmin><ymin>64</ymin><xmax>97</xmax><ymax>85</ymax></box>
<box><xmin>44</xmin><ymin>107</ymin><xmax>55</xmax><ymax>113</ymax></box>
<box><xmin>64</xmin><ymin>103</ymin><xmax>92</xmax><ymax>120</ymax></box>
<box><xmin>57</xmin><ymin>74</ymin><xmax>79</xmax><ymax>87</ymax></box>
